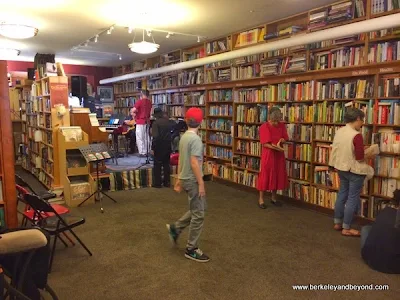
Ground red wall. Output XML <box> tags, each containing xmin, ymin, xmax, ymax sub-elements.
<box><xmin>6</xmin><ymin>61</ymin><xmax>113</xmax><ymax>91</ymax></box>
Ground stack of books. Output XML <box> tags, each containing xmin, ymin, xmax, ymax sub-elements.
<box><xmin>327</xmin><ymin>1</ymin><xmax>353</xmax><ymax>24</ymax></box>
<box><xmin>309</xmin><ymin>10</ymin><xmax>328</xmax><ymax>30</ymax></box>
<box><xmin>261</xmin><ymin>59</ymin><xmax>283</xmax><ymax>76</ymax></box>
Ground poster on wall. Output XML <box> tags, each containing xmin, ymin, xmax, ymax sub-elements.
<box><xmin>97</xmin><ymin>86</ymin><xmax>113</xmax><ymax>103</ymax></box>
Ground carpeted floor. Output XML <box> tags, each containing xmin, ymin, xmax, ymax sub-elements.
<box><xmin>15</xmin><ymin>169</ymin><xmax>400</xmax><ymax>300</ymax></box>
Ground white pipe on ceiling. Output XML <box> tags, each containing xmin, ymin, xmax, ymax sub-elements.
<box><xmin>100</xmin><ymin>13</ymin><xmax>400</xmax><ymax>85</ymax></box>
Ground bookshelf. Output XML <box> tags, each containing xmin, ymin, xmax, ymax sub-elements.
<box><xmin>22</xmin><ymin>76</ymin><xmax>70</xmax><ymax>192</ymax></box>
<box><xmin>112</xmin><ymin>0</ymin><xmax>400</xmax><ymax>220</ymax></box>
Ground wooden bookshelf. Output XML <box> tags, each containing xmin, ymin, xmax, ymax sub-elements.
<box><xmin>22</xmin><ymin>76</ymin><xmax>70</xmax><ymax>193</ymax></box>
<box><xmin>111</xmin><ymin>0</ymin><xmax>400</xmax><ymax>220</ymax></box>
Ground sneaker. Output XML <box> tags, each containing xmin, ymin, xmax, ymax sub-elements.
<box><xmin>184</xmin><ymin>248</ymin><xmax>210</xmax><ymax>263</ymax></box>
<box><xmin>166</xmin><ymin>224</ymin><xmax>179</xmax><ymax>245</ymax></box>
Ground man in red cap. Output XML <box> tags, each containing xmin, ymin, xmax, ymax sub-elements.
<box><xmin>166</xmin><ymin>107</ymin><xmax>209</xmax><ymax>263</ymax></box>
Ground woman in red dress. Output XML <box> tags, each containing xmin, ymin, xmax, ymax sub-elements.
<box><xmin>257</xmin><ymin>107</ymin><xmax>289</xmax><ymax>209</ymax></box>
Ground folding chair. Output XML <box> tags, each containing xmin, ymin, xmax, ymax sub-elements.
<box><xmin>23</xmin><ymin>194</ymin><xmax>92</xmax><ymax>272</ymax></box>
<box><xmin>16</xmin><ymin>185</ymin><xmax>75</xmax><ymax>249</ymax></box>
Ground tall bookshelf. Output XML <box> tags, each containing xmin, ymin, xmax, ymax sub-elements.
<box><xmin>112</xmin><ymin>0</ymin><xmax>400</xmax><ymax>220</ymax></box>
<box><xmin>22</xmin><ymin>76</ymin><xmax>70</xmax><ymax>192</ymax></box>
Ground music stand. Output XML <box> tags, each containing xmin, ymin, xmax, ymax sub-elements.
<box><xmin>78</xmin><ymin>143</ymin><xmax>117</xmax><ymax>213</ymax></box>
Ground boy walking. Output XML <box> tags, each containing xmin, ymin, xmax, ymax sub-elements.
<box><xmin>166</xmin><ymin>107</ymin><xmax>209</xmax><ymax>263</ymax></box>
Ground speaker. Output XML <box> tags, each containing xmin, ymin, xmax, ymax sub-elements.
<box><xmin>27</xmin><ymin>68</ymin><xmax>35</xmax><ymax>80</ymax></box>
<box><xmin>71</xmin><ymin>76</ymin><xmax>88</xmax><ymax>99</ymax></box>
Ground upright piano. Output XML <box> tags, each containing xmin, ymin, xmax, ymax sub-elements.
<box><xmin>70</xmin><ymin>109</ymin><xmax>109</xmax><ymax>144</ymax></box>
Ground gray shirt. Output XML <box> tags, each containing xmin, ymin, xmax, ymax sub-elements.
<box><xmin>178</xmin><ymin>131</ymin><xmax>203</xmax><ymax>180</ymax></box>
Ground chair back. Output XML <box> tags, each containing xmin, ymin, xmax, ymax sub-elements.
<box><xmin>15</xmin><ymin>174</ymin><xmax>35</xmax><ymax>195</ymax></box>
<box><xmin>24</xmin><ymin>194</ymin><xmax>55</xmax><ymax>215</ymax></box>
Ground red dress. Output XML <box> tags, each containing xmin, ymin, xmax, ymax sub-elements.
<box><xmin>257</xmin><ymin>122</ymin><xmax>289</xmax><ymax>191</ymax></box>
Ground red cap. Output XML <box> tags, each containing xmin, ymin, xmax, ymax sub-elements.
<box><xmin>185</xmin><ymin>107</ymin><xmax>203</xmax><ymax>124</ymax></box>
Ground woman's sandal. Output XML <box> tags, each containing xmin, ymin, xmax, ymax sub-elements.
<box><xmin>333</xmin><ymin>224</ymin><xmax>342</xmax><ymax>231</ymax></box>
<box><xmin>258</xmin><ymin>202</ymin><xmax>267</xmax><ymax>209</ymax></box>
<box><xmin>341</xmin><ymin>228</ymin><xmax>361</xmax><ymax>237</ymax></box>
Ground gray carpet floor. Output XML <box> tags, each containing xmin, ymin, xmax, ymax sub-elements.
<box><xmin>15</xmin><ymin>169</ymin><xmax>400</xmax><ymax>300</ymax></box>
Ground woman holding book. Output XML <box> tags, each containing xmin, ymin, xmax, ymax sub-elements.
<box><xmin>329</xmin><ymin>108</ymin><xmax>375</xmax><ymax>237</ymax></box>
<box><xmin>257</xmin><ymin>106</ymin><xmax>289</xmax><ymax>209</ymax></box>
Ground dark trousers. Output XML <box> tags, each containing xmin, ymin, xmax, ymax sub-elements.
<box><xmin>126</xmin><ymin>129</ymin><xmax>136</xmax><ymax>153</ymax></box>
<box><xmin>153</xmin><ymin>141</ymin><xmax>171</xmax><ymax>187</ymax></box>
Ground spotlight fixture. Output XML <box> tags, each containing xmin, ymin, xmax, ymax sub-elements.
<box><xmin>166</xmin><ymin>32</ymin><xmax>171</xmax><ymax>38</ymax></box>
<box><xmin>147</xmin><ymin>30</ymin><xmax>152</xmax><ymax>37</ymax></box>
<box><xmin>128</xmin><ymin>27</ymin><xmax>134</xmax><ymax>34</ymax></box>
<box><xmin>0</xmin><ymin>48</ymin><xmax>21</xmax><ymax>57</ymax></box>
<box><xmin>84</xmin><ymin>41</ymin><xmax>88</xmax><ymax>47</ymax></box>
<box><xmin>119</xmin><ymin>54</ymin><xmax>122</xmax><ymax>60</ymax></box>
<box><xmin>197</xmin><ymin>36</ymin><xmax>200</xmax><ymax>42</ymax></box>
<box><xmin>0</xmin><ymin>23</ymin><xmax>38</xmax><ymax>39</ymax></box>
<box><xmin>129</xmin><ymin>29</ymin><xmax>160</xmax><ymax>54</ymax></box>
<box><xmin>107</xmin><ymin>28</ymin><xmax>111</xmax><ymax>34</ymax></box>
<box><xmin>94</xmin><ymin>35</ymin><xmax>99</xmax><ymax>42</ymax></box>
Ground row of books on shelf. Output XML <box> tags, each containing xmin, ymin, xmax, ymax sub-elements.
<box><xmin>236</xmin><ymin>141</ymin><xmax>261</xmax><ymax>157</ymax></box>
<box><xmin>234</xmin><ymin>155</ymin><xmax>260</xmax><ymax>171</ymax></box>
<box><xmin>287</xmin><ymin>124</ymin><xmax>312</xmax><ymax>142</ymax></box>
<box><xmin>207</xmin><ymin>146</ymin><xmax>233</xmax><ymax>160</ymax></box>
<box><xmin>236</xmin><ymin>105</ymin><xmax>267</xmax><ymax>123</ymax></box>
<box><xmin>308</xmin><ymin>0</ymin><xmax>365</xmax><ymax>31</ymax></box>
<box><xmin>209</xmin><ymin>105</ymin><xmax>233</xmax><ymax>116</ymax></box>
<box><xmin>208</xmin><ymin>132</ymin><xmax>232</xmax><ymax>146</ymax></box>
<box><xmin>236</xmin><ymin>125</ymin><xmax>259</xmax><ymax>140</ymax></box>
<box><xmin>178</xmin><ymin>68</ymin><xmax>204</xmax><ymax>86</ymax></box>
<box><xmin>284</xmin><ymin>143</ymin><xmax>312</xmax><ymax>162</ymax></box>
<box><xmin>114</xmin><ymin>81</ymin><xmax>141</xmax><ymax>94</ymax></box>
<box><xmin>371</xmin><ymin>0</ymin><xmax>400</xmax><ymax>15</ymax></box>
<box><xmin>206</xmin><ymin>69</ymin><xmax>231</xmax><ymax>83</ymax></box>
<box><xmin>310</xmin><ymin>46</ymin><xmax>363</xmax><ymax>70</ymax></box>
<box><xmin>287</xmin><ymin>161</ymin><xmax>311</xmax><ymax>181</ymax></box>
<box><xmin>115</xmin><ymin>97</ymin><xmax>138</xmax><ymax>107</ymax></box>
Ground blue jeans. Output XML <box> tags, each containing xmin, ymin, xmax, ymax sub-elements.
<box><xmin>334</xmin><ymin>171</ymin><xmax>366</xmax><ymax>230</ymax></box>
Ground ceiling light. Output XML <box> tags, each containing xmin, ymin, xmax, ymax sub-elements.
<box><xmin>94</xmin><ymin>35</ymin><xmax>99</xmax><ymax>42</ymax></box>
<box><xmin>129</xmin><ymin>41</ymin><xmax>159</xmax><ymax>54</ymax></box>
<box><xmin>107</xmin><ymin>29</ymin><xmax>111</xmax><ymax>34</ymax></box>
<box><xmin>128</xmin><ymin>27</ymin><xmax>134</xmax><ymax>34</ymax></box>
<box><xmin>84</xmin><ymin>41</ymin><xmax>88</xmax><ymax>47</ymax></box>
<box><xmin>119</xmin><ymin>54</ymin><xmax>122</xmax><ymax>60</ymax></box>
<box><xmin>197</xmin><ymin>36</ymin><xmax>200</xmax><ymax>42</ymax></box>
<box><xmin>0</xmin><ymin>48</ymin><xmax>21</xmax><ymax>58</ymax></box>
<box><xmin>0</xmin><ymin>23</ymin><xmax>38</xmax><ymax>39</ymax></box>
<box><xmin>147</xmin><ymin>30</ymin><xmax>152</xmax><ymax>37</ymax></box>
<box><xmin>166</xmin><ymin>33</ymin><xmax>170</xmax><ymax>38</ymax></box>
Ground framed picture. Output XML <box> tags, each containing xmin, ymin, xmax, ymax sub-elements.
<box><xmin>97</xmin><ymin>86</ymin><xmax>113</xmax><ymax>103</ymax></box>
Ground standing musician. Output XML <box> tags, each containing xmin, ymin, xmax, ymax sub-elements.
<box><xmin>132</xmin><ymin>90</ymin><xmax>152</xmax><ymax>157</ymax></box>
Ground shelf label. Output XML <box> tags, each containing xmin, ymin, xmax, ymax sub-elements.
<box><xmin>351</xmin><ymin>70</ymin><xmax>369</xmax><ymax>76</ymax></box>
<box><xmin>181</xmin><ymin>88</ymin><xmax>188</xmax><ymax>92</ymax></box>
<box><xmin>379</xmin><ymin>68</ymin><xmax>394</xmax><ymax>73</ymax></box>
<box><xmin>197</xmin><ymin>87</ymin><xmax>205</xmax><ymax>90</ymax></box>
<box><xmin>216</xmin><ymin>85</ymin><xmax>222</xmax><ymax>88</ymax></box>
<box><xmin>285</xmin><ymin>78</ymin><xmax>296</xmax><ymax>82</ymax></box>
<box><xmin>236</xmin><ymin>83</ymin><xmax>243</xmax><ymax>87</ymax></box>
<box><xmin>259</xmin><ymin>81</ymin><xmax>268</xmax><ymax>85</ymax></box>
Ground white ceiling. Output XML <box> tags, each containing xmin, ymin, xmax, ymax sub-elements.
<box><xmin>0</xmin><ymin>0</ymin><xmax>336</xmax><ymax>67</ymax></box>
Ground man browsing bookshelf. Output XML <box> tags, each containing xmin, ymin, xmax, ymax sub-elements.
<box><xmin>166</xmin><ymin>107</ymin><xmax>210</xmax><ymax>263</ymax></box>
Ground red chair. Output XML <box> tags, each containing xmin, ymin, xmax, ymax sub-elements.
<box><xmin>16</xmin><ymin>185</ymin><xmax>75</xmax><ymax>247</ymax></box>
<box><xmin>170</xmin><ymin>152</ymin><xmax>179</xmax><ymax>166</ymax></box>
